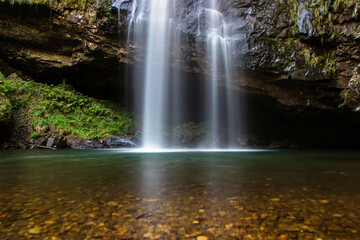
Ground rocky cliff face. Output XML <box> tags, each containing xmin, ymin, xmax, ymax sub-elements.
<box><xmin>167</xmin><ymin>0</ymin><xmax>360</xmax><ymax>110</ymax></box>
<box><xmin>0</xmin><ymin>1</ymin><xmax>130</xmax><ymax>99</ymax></box>
<box><xmin>1</xmin><ymin>0</ymin><xmax>360</xmax><ymax>147</ymax></box>
<box><xmin>1</xmin><ymin>0</ymin><xmax>359</xmax><ymax>109</ymax></box>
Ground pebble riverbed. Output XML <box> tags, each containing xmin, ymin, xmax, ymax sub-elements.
<box><xmin>0</xmin><ymin>150</ymin><xmax>359</xmax><ymax>239</ymax></box>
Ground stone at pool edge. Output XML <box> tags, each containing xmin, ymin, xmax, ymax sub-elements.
<box><xmin>46</xmin><ymin>138</ymin><xmax>55</xmax><ymax>148</ymax></box>
<box><xmin>45</xmin><ymin>136</ymin><xmax>68</xmax><ymax>149</ymax></box>
<box><xmin>69</xmin><ymin>136</ymin><xmax>137</xmax><ymax>149</ymax></box>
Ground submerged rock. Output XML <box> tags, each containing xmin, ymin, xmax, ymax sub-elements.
<box><xmin>29</xmin><ymin>227</ymin><xmax>41</xmax><ymax>235</ymax></box>
<box><xmin>107</xmin><ymin>201</ymin><xmax>118</xmax><ymax>207</ymax></box>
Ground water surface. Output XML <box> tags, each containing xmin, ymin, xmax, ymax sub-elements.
<box><xmin>0</xmin><ymin>150</ymin><xmax>359</xmax><ymax>239</ymax></box>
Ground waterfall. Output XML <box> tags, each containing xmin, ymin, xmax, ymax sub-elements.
<box><xmin>197</xmin><ymin>1</ymin><xmax>236</xmax><ymax>147</ymax></box>
<box><xmin>124</xmin><ymin>0</ymin><xmax>177</xmax><ymax>149</ymax></box>
<box><xmin>141</xmin><ymin>0</ymin><xmax>170</xmax><ymax>148</ymax></box>
<box><xmin>117</xmin><ymin>0</ymin><xmax>241</xmax><ymax>149</ymax></box>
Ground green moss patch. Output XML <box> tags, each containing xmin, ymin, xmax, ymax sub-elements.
<box><xmin>0</xmin><ymin>74</ymin><xmax>135</xmax><ymax>139</ymax></box>
<box><xmin>3</xmin><ymin>0</ymin><xmax>95</xmax><ymax>10</ymax></box>
<box><xmin>0</xmin><ymin>71</ymin><xmax>12</xmax><ymax>124</ymax></box>
<box><xmin>0</xmin><ymin>94</ymin><xmax>12</xmax><ymax>124</ymax></box>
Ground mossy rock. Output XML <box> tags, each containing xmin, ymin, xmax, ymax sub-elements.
<box><xmin>0</xmin><ymin>73</ymin><xmax>136</xmax><ymax>140</ymax></box>
<box><xmin>0</xmin><ymin>93</ymin><xmax>12</xmax><ymax>142</ymax></box>
<box><xmin>0</xmin><ymin>94</ymin><xmax>12</xmax><ymax>124</ymax></box>
<box><xmin>168</xmin><ymin>122</ymin><xmax>208</xmax><ymax>146</ymax></box>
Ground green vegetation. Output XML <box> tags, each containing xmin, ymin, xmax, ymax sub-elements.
<box><xmin>0</xmin><ymin>94</ymin><xmax>12</xmax><ymax>125</ymax></box>
<box><xmin>333</xmin><ymin>0</ymin><xmax>358</xmax><ymax>12</ymax></box>
<box><xmin>290</xmin><ymin>0</ymin><xmax>333</xmax><ymax>40</ymax></box>
<box><xmin>2</xmin><ymin>0</ymin><xmax>95</xmax><ymax>10</ymax></box>
<box><xmin>0</xmin><ymin>71</ymin><xmax>12</xmax><ymax>124</ymax></box>
<box><xmin>263</xmin><ymin>0</ymin><xmax>351</xmax><ymax>75</ymax></box>
<box><xmin>0</xmin><ymin>74</ymin><xmax>135</xmax><ymax>139</ymax></box>
<box><xmin>290</xmin><ymin>0</ymin><xmax>299</xmax><ymax>35</ymax></box>
<box><xmin>289</xmin><ymin>0</ymin><xmax>358</xmax><ymax>41</ymax></box>
<box><xmin>1</xmin><ymin>0</ymin><xmax>114</xmax><ymax>23</ymax></box>
<box><xmin>301</xmin><ymin>50</ymin><xmax>336</xmax><ymax>74</ymax></box>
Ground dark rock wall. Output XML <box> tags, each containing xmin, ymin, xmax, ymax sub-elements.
<box><xmin>170</xmin><ymin>0</ymin><xmax>360</xmax><ymax>110</ymax></box>
<box><xmin>0</xmin><ymin>1</ymin><xmax>129</xmax><ymax>100</ymax></box>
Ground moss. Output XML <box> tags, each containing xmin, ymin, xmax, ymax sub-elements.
<box><xmin>300</xmin><ymin>49</ymin><xmax>336</xmax><ymax>74</ymax></box>
<box><xmin>333</xmin><ymin>0</ymin><xmax>358</xmax><ymax>11</ymax></box>
<box><xmin>0</xmin><ymin>71</ymin><xmax>12</xmax><ymax>124</ymax></box>
<box><xmin>2</xmin><ymin>0</ymin><xmax>96</xmax><ymax>10</ymax></box>
<box><xmin>288</xmin><ymin>0</ymin><xmax>352</xmax><ymax>42</ymax></box>
<box><xmin>260</xmin><ymin>36</ymin><xmax>281</xmax><ymax>45</ymax></box>
<box><xmin>290</xmin><ymin>0</ymin><xmax>299</xmax><ymax>35</ymax></box>
<box><xmin>352</xmin><ymin>25</ymin><xmax>360</xmax><ymax>39</ymax></box>
<box><xmin>30</xmin><ymin>132</ymin><xmax>41</xmax><ymax>138</ymax></box>
<box><xmin>0</xmin><ymin>94</ymin><xmax>12</xmax><ymax>124</ymax></box>
<box><xmin>0</xmin><ymin>75</ymin><xmax>136</xmax><ymax>139</ymax></box>
<box><xmin>89</xmin><ymin>10</ymin><xmax>97</xmax><ymax>23</ymax></box>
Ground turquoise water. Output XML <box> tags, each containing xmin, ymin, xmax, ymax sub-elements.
<box><xmin>0</xmin><ymin>150</ymin><xmax>359</xmax><ymax>239</ymax></box>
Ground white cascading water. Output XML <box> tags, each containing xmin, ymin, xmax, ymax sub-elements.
<box><xmin>198</xmin><ymin>0</ymin><xmax>235</xmax><ymax>147</ymax></box>
<box><xmin>125</xmin><ymin>0</ymin><xmax>177</xmax><ymax>149</ymax></box>
<box><xmin>121</xmin><ymin>0</ymin><xmax>239</xmax><ymax>149</ymax></box>
<box><xmin>142</xmin><ymin>0</ymin><xmax>171</xmax><ymax>149</ymax></box>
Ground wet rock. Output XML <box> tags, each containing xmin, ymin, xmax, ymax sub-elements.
<box><xmin>69</xmin><ymin>136</ymin><xmax>136</xmax><ymax>149</ymax></box>
<box><xmin>309</xmin><ymin>215</ymin><xmax>323</xmax><ymax>226</ymax></box>
<box><xmin>143</xmin><ymin>232</ymin><xmax>153</xmax><ymax>238</ymax></box>
<box><xmin>104</xmin><ymin>136</ymin><xmax>137</xmax><ymax>148</ymax></box>
<box><xmin>67</xmin><ymin>16</ymin><xmax>80</xmax><ymax>24</ymax></box>
<box><xmin>296</xmin><ymin>2</ymin><xmax>316</xmax><ymax>38</ymax></box>
<box><xmin>54</xmin><ymin>136</ymin><xmax>68</xmax><ymax>149</ymax></box>
<box><xmin>341</xmin><ymin>64</ymin><xmax>360</xmax><ymax>111</ymax></box>
<box><xmin>46</xmin><ymin>138</ymin><xmax>55</xmax><ymax>148</ymax></box>
<box><xmin>70</xmin><ymin>139</ymin><xmax>105</xmax><ymax>149</ymax></box>
<box><xmin>116</xmin><ymin>227</ymin><xmax>127</xmax><ymax>235</ymax></box>
<box><xmin>44</xmin><ymin>220</ymin><xmax>56</xmax><ymax>225</ymax></box>
<box><xmin>279</xmin><ymin>234</ymin><xmax>288</xmax><ymax>240</ymax></box>
<box><xmin>269</xmin><ymin>198</ymin><xmax>280</xmax><ymax>202</ymax></box>
<box><xmin>225</xmin><ymin>223</ymin><xmax>233</xmax><ymax>229</ymax></box>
